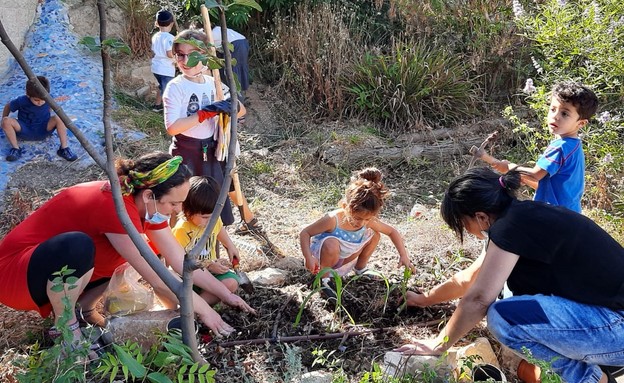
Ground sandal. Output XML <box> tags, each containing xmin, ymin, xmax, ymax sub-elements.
<box><xmin>76</xmin><ymin>306</ymin><xmax>107</xmax><ymax>327</ymax></box>
<box><xmin>234</xmin><ymin>217</ymin><xmax>263</xmax><ymax>236</ymax></box>
<box><xmin>48</xmin><ymin>320</ymin><xmax>99</xmax><ymax>361</ymax></box>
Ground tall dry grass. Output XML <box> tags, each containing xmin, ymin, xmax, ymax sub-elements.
<box><xmin>270</xmin><ymin>1</ymin><xmax>366</xmax><ymax>118</ymax></box>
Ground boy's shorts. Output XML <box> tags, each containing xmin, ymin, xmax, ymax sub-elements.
<box><xmin>192</xmin><ymin>270</ymin><xmax>240</xmax><ymax>294</ymax></box>
<box><xmin>154</xmin><ymin>73</ymin><xmax>174</xmax><ymax>93</ymax></box>
<box><xmin>16</xmin><ymin>120</ymin><xmax>53</xmax><ymax>141</ymax></box>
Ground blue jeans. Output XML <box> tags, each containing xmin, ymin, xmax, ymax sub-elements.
<box><xmin>487</xmin><ymin>295</ymin><xmax>624</xmax><ymax>383</ymax></box>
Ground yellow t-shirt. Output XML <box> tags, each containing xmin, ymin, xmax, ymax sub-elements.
<box><xmin>171</xmin><ymin>217</ymin><xmax>223</xmax><ymax>261</ymax></box>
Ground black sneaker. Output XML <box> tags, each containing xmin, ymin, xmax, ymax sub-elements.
<box><xmin>57</xmin><ymin>147</ymin><xmax>78</xmax><ymax>161</ymax></box>
<box><xmin>151</xmin><ymin>104</ymin><xmax>164</xmax><ymax>112</ymax></box>
<box><xmin>6</xmin><ymin>147</ymin><xmax>22</xmax><ymax>161</ymax></box>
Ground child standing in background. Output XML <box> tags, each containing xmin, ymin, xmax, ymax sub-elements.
<box><xmin>150</xmin><ymin>9</ymin><xmax>175</xmax><ymax>112</ymax></box>
<box><xmin>164</xmin><ymin>29</ymin><xmax>260</xmax><ymax>233</ymax></box>
<box><xmin>475</xmin><ymin>81</ymin><xmax>598</xmax><ymax>212</ymax></box>
<box><xmin>172</xmin><ymin>176</ymin><xmax>240</xmax><ymax>302</ymax></box>
<box><xmin>212</xmin><ymin>26</ymin><xmax>250</xmax><ymax>102</ymax></box>
<box><xmin>300</xmin><ymin>167</ymin><xmax>415</xmax><ymax>293</ymax></box>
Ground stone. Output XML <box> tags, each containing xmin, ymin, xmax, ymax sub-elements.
<box><xmin>249</xmin><ymin>267</ymin><xmax>288</xmax><ymax>286</ymax></box>
<box><xmin>300</xmin><ymin>371</ymin><xmax>333</xmax><ymax>383</ymax></box>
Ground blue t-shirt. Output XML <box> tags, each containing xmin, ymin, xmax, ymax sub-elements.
<box><xmin>10</xmin><ymin>95</ymin><xmax>51</xmax><ymax>129</ymax></box>
<box><xmin>534</xmin><ymin>137</ymin><xmax>584</xmax><ymax>213</ymax></box>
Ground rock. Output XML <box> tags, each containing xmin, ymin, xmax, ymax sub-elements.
<box><xmin>136</xmin><ymin>85</ymin><xmax>151</xmax><ymax>98</ymax></box>
<box><xmin>300</xmin><ymin>370</ymin><xmax>333</xmax><ymax>383</ymax></box>
<box><xmin>249</xmin><ymin>267</ymin><xmax>288</xmax><ymax>286</ymax></box>
<box><xmin>131</xmin><ymin>65</ymin><xmax>158</xmax><ymax>86</ymax></box>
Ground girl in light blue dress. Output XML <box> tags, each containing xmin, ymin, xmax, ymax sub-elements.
<box><xmin>300</xmin><ymin>167</ymin><xmax>414</xmax><ymax>279</ymax></box>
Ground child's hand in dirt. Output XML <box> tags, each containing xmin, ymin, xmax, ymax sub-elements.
<box><xmin>491</xmin><ymin>160</ymin><xmax>510</xmax><ymax>173</ymax></box>
<box><xmin>222</xmin><ymin>293</ymin><xmax>257</xmax><ymax>315</ymax></box>
<box><xmin>304</xmin><ymin>254</ymin><xmax>319</xmax><ymax>273</ymax></box>
<box><xmin>405</xmin><ymin>290</ymin><xmax>430</xmax><ymax>308</ymax></box>
<box><xmin>398</xmin><ymin>256</ymin><xmax>416</xmax><ymax>273</ymax></box>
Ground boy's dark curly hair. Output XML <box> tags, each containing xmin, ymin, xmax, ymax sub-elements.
<box><xmin>25</xmin><ymin>76</ymin><xmax>50</xmax><ymax>99</ymax></box>
<box><xmin>551</xmin><ymin>81</ymin><xmax>599</xmax><ymax>120</ymax></box>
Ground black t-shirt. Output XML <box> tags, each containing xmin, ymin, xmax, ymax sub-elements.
<box><xmin>489</xmin><ymin>200</ymin><xmax>624</xmax><ymax>310</ymax></box>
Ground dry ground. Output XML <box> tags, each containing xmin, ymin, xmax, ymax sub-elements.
<box><xmin>0</xmin><ymin>83</ymin><xmax>504</xmax><ymax>382</ymax></box>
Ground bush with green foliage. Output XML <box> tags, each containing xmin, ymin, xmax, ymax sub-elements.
<box><xmin>345</xmin><ymin>40</ymin><xmax>478</xmax><ymax>132</ymax></box>
<box><xmin>505</xmin><ymin>0</ymin><xmax>624</xmax><ymax>213</ymax></box>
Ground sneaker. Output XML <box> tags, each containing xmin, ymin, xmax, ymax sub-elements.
<box><xmin>57</xmin><ymin>147</ymin><xmax>77</xmax><ymax>161</ymax></box>
<box><xmin>151</xmin><ymin>104</ymin><xmax>164</xmax><ymax>112</ymax></box>
<box><xmin>235</xmin><ymin>218</ymin><xmax>263</xmax><ymax>236</ymax></box>
<box><xmin>320</xmin><ymin>278</ymin><xmax>337</xmax><ymax>300</ymax></box>
<box><xmin>6</xmin><ymin>147</ymin><xmax>22</xmax><ymax>161</ymax></box>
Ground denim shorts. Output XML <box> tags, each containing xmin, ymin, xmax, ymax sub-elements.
<box><xmin>153</xmin><ymin>73</ymin><xmax>174</xmax><ymax>93</ymax></box>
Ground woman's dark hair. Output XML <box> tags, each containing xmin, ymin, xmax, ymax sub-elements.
<box><xmin>441</xmin><ymin>167</ymin><xmax>521</xmax><ymax>242</ymax></box>
<box><xmin>182</xmin><ymin>176</ymin><xmax>221</xmax><ymax>219</ymax></box>
<box><xmin>341</xmin><ymin>167</ymin><xmax>389</xmax><ymax>215</ymax></box>
<box><xmin>115</xmin><ymin>152</ymin><xmax>191</xmax><ymax>199</ymax></box>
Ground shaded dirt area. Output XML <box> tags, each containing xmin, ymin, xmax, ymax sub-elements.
<box><xmin>0</xmin><ymin>82</ymin><xmax>492</xmax><ymax>382</ymax></box>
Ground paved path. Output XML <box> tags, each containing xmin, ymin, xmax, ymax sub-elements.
<box><xmin>0</xmin><ymin>0</ymin><xmax>127</xmax><ymax>201</ymax></box>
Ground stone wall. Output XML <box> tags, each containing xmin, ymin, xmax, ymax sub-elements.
<box><xmin>0</xmin><ymin>0</ymin><xmax>38</xmax><ymax>77</ymax></box>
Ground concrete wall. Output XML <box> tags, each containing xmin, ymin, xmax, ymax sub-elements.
<box><xmin>0</xmin><ymin>0</ymin><xmax>38</xmax><ymax>77</ymax></box>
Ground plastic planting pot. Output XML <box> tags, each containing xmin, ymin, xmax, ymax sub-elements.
<box><xmin>166</xmin><ymin>316</ymin><xmax>199</xmax><ymax>335</ymax></box>
<box><xmin>472</xmin><ymin>363</ymin><xmax>507</xmax><ymax>382</ymax></box>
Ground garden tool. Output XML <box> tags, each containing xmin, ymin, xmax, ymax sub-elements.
<box><xmin>468</xmin><ymin>130</ymin><xmax>499</xmax><ymax>168</ymax></box>
<box><xmin>232</xmin><ymin>256</ymin><xmax>254</xmax><ymax>294</ymax></box>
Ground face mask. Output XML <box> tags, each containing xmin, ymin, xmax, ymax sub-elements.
<box><xmin>145</xmin><ymin>197</ymin><xmax>170</xmax><ymax>225</ymax></box>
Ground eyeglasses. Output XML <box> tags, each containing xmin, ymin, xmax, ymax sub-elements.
<box><xmin>174</xmin><ymin>52</ymin><xmax>196</xmax><ymax>62</ymax></box>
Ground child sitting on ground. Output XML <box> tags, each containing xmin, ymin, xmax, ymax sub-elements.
<box><xmin>172</xmin><ymin>176</ymin><xmax>240</xmax><ymax>302</ymax></box>
<box><xmin>475</xmin><ymin>81</ymin><xmax>598</xmax><ymax>213</ymax></box>
<box><xmin>300</xmin><ymin>167</ymin><xmax>415</xmax><ymax>294</ymax></box>
<box><xmin>1</xmin><ymin>75</ymin><xmax>77</xmax><ymax>162</ymax></box>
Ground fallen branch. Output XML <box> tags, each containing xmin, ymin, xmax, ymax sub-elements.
<box><xmin>216</xmin><ymin>319</ymin><xmax>444</xmax><ymax>347</ymax></box>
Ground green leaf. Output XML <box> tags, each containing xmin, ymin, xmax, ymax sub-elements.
<box><xmin>50</xmin><ymin>285</ymin><xmax>64</xmax><ymax>293</ymax></box>
<box><xmin>113</xmin><ymin>343</ymin><xmax>147</xmax><ymax>378</ymax></box>
<box><xmin>232</xmin><ymin>0</ymin><xmax>262</xmax><ymax>11</ymax></box>
<box><xmin>65</xmin><ymin>276</ymin><xmax>79</xmax><ymax>285</ymax></box>
<box><xmin>204</xmin><ymin>0</ymin><xmax>220</xmax><ymax>8</ymax></box>
<box><xmin>147</xmin><ymin>372</ymin><xmax>174</xmax><ymax>383</ymax></box>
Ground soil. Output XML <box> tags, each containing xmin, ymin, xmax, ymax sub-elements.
<box><xmin>0</xmin><ymin>82</ymin><xmax>492</xmax><ymax>382</ymax></box>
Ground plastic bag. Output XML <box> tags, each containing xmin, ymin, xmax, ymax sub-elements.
<box><xmin>103</xmin><ymin>263</ymin><xmax>154</xmax><ymax>316</ymax></box>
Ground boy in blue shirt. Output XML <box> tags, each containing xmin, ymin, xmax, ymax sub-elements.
<box><xmin>476</xmin><ymin>81</ymin><xmax>598</xmax><ymax>213</ymax></box>
<box><xmin>1</xmin><ymin>76</ymin><xmax>77</xmax><ymax>162</ymax></box>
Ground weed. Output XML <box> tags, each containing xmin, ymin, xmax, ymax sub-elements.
<box><xmin>521</xmin><ymin>346</ymin><xmax>563</xmax><ymax>383</ymax></box>
<box><xmin>94</xmin><ymin>329</ymin><xmax>216</xmax><ymax>382</ymax></box>
<box><xmin>250</xmin><ymin>160</ymin><xmax>273</xmax><ymax>176</ymax></box>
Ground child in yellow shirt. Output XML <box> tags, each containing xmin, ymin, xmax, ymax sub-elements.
<box><xmin>172</xmin><ymin>176</ymin><xmax>240</xmax><ymax>302</ymax></box>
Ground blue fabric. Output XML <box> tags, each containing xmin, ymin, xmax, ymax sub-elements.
<box><xmin>9</xmin><ymin>95</ymin><xmax>50</xmax><ymax>133</ymax></box>
<box><xmin>488</xmin><ymin>295</ymin><xmax>624</xmax><ymax>383</ymax></box>
<box><xmin>201</xmin><ymin>99</ymin><xmax>233</xmax><ymax>115</ymax></box>
<box><xmin>153</xmin><ymin>73</ymin><xmax>174</xmax><ymax>93</ymax></box>
<box><xmin>534</xmin><ymin>137</ymin><xmax>584</xmax><ymax>212</ymax></box>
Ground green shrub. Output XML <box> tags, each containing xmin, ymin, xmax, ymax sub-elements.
<box><xmin>345</xmin><ymin>40</ymin><xmax>478</xmax><ymax>132</ymax></box>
